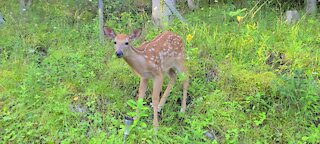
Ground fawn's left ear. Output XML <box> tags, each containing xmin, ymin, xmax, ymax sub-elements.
<box><xmin>129</xmin><ymin>28</ymin><xmax>142</xmax><ymax>41</ymax></box>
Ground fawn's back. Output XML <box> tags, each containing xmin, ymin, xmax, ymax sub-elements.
<box><xmin>139</xmin><ymin>31</ymin><xmax>185</xmax><ymax>72</ymax></box>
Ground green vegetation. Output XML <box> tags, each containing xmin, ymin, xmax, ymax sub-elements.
<box><xmin>0</xmin><ymin>1</ymin><xmax>319</xmax><ymax>143</ymax></box>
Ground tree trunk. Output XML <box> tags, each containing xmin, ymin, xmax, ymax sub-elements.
<box><xmin>152</xmin><ymin>0</ymin><xmax>171</xmax><ymax>27</ymax></box>
<box><xmin>234</xmin><ymin>0</ymin><xmax>248</xmax><ymax>9</ymax></box>
<box><xmin>152</xmin><ymin>0</ymin><xmax>162</xmax><ymax>27</ymax></box>
<box><xmin>98</xmin><ymin>0</ymin><xmax>104</xmax><ymax>43</ymax></box>
<box><xmin>20</xmin><ymin>0</ymin><xmax>26</xmax><ymax>13</ymax></box>
<box><xmin>27</xmin><ymin>0</ymin><xmax>32</xmax><ymax>7</ymax></box>
<box><xmin>306</xmin><ymin>0</ymin><xmax>317</xmax><ymax>14</ymax></box>
<box><xmin>20</xmin><ymin>0</ymin><xmax>33</xmax><ymax>13</ymax></box>
<box><xmin>187</xmin><ymin>0</ymin><xmax>197</xmax><ymax>10</ymax></box>
<box><xmin>152</xmin><ymin>0</ymin><xmax>187</xmax><ymax>28</ymax></box>
<box><xmin>285</xmin><ymin>10</ymin><xmax>300</xmax><ymax>24</ymax></box>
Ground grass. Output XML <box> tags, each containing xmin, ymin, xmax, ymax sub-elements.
<box><xmin>0</xmin><ymin>1</ymin><xmax>319</xmax><ymax>143</ymax></box>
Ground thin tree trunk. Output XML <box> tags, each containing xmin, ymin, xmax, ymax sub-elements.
<box><xmin>152</xmin><ymin>0</ymin><xmax>187</xmax><ymax>28</ymax></box>
<box><xmin>187</xmin><ymin>0</ymin><xmax>197</xmax><ymax>10</ymax></box>
<box><xmin>235</xmin><ymin>0</ymin><xmax>248</xmax><ymax>9</ymax></box>
<box><xmin>98</xmin><ymin>0</ymin><xmax>104</xmax><ymax>43</ymax></box>
<box><xmin>20</xmin><ymin>0</ymin><xmax>26</xmax><ymax>13</ymax></box>
<box><xmin>285</xmin><ymin>10</ymin><xmax>300</xmax><ymax>24</ymax></box>
<box><xmin>27</xmin><ymin>0</ymin><xmax>32</xmax><ymax>7</ymax></box>
<box><xmin>152</xmin><ymin>0</ymin><xmax>162</xmax><ymax>27</ymax></box>
<box><xmin>306</xmin><ymin>0</ymin><xmax>317</xmax><ymax>14</ymax></box>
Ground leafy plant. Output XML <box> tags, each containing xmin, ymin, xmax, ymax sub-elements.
<box><xmin>127</xmin><ymin>99</ymin><xmax>149</xmax><ymax>129</ymax></box>
<box><xmin>0</xmin><ymin>1</ymin><xmax>319</xmax><ymax>143</ymax></box>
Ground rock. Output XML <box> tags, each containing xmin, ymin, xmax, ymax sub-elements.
<box><xmin>204</xmin><ymin>131</ymin><xmax>215</xmax><ymax>140</ymax></box>
<box><xmin>69</xmin><ymin>103</ymin><xmax>87</xmax><ymax>113</ymax></box>
<box><xmin>285</xmin><ymin>10</ymin><xmax>300</xmax><ymax>24</ymax></box>
<box><xmin>266</xmin><ymin>52</ymin><xmax>275</xmax><ymax>65</ymax></box>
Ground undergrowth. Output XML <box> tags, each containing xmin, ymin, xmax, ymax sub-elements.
<box><xmin>0</xmin><ymin>1</ymin><xmax>319</xmax><ymax>143</ymax></box>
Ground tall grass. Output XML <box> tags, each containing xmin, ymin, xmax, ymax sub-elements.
<box><xmin>0</xmin><ymin>1</ymin><xmax>319</xmax><ymax>143</ymax></box>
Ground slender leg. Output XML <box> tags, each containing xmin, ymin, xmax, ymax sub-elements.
<box><xmin>138</xmin><ymin>78</ymin><xmax>148</xmax><ymax>99</ymax></box>
<box><xmin>158</xmin><ymin>69</ymin><xmax>176</xmax><ymax>112</ymax></box>
<box><xmin>181</xmin><ymin>75</ymin><xmax>189</xmax><ymax>113</ymax></box>
<box><xmin>134</xmin><ymin>78</ymin><xmax>148</xmax><ymax>121</ymax></box>
<box><xmin>175</xmin><ymin>62</ymin><xmax>189</xmax><ymax>113</ymax></box>
<box><xmin>152</xmin><ymin>74</ymin><xmax>163</xmax><ymax>129</ymax></box>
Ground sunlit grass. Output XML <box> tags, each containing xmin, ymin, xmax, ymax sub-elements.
<box><xmin>0</xmin><ymin>1</ymin><xmax>319</xmax><ymax>143</ymax></box>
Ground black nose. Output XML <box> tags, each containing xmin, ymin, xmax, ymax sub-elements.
<box><xmin>116</xmin><ymin>51</ymin><xmax>123</xmax><ymax>58</ymax></box>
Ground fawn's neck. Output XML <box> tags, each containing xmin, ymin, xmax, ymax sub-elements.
<box><xmin>123</xmin><ymin>46</ymin><xmax>147</xmax><ymax>77</ymax></box>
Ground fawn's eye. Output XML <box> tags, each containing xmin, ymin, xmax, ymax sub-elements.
<box><xmin>114</xmin><ymin>41</ymin><xmax>117</xmax><ymax>44</ymax></box>
<box><xmin>125</xmin><ymin>42</ymin><xmax>129</xmax><ymax>45</ymax></box>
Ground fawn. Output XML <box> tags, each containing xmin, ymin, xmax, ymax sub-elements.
<box><xmin>103</xmin><ymin>27</ymin><xmax>189</xmax><ymax>129</ymax></box>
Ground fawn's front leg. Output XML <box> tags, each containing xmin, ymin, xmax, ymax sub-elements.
<box><xmin>152</xmin><ymin>75</ymin><xmax>163</xmax><ymax>130</ymax></box>
<box><xmin>138</xmin><ymin>78</ymin><xmax>147</xmax><ymax>99</ymax></box>
<box><xmin>134</xmin><ymin>78</ymin><xmax>148</xmax><ymax>121</ymax></box>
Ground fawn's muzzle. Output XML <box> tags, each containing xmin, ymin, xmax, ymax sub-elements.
<box><xmin>116</xmin><ymin>50</ymin><xmax>123</xmax><ymax>58</ymax></box>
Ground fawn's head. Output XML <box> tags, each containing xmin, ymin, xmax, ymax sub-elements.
<box><xmin>103</xmin><ymin>27</ymin><xmax>142</xmax><ymax>58</ymax></box>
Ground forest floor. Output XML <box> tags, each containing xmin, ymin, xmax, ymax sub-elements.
<box><xmin>0</xmin><ymin>1</ymin><xmax>319</xmax><ymax>143</ymax></box>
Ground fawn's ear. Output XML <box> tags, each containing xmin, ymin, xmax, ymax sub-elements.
<box><xmin>103</xmin><ymin>26</ymin><xmax>116</xmax><ymax>39</ymax></box>
<box><xmin>129</xmin><ymin>28</ymin><xmax>142</xmax><ymax>41</ymax></box>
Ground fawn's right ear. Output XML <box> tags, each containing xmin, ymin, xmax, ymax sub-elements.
<box><xmin>103</xmin><ymin>26</ymin><xmax>116</xmax><ymax>39</ymax></box>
